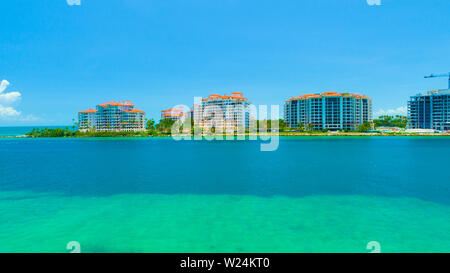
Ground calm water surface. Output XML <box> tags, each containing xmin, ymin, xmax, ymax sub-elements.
<box><xmin>0</xmin><ymin>136</ymin><xmax>449</xmax><ymax>252</ymax></box>
<box><xmin>0</xmin><ymin>126</ymin><xmax>70</xmax><ymax>136</ymax></box>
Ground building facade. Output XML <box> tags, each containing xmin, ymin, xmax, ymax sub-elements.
<box><xmin>408</xmin><ymin>89</ymin><xmax>450</xmax><ymax>131</ymax></box>
<box><xmin>193</xmin><ymin>92</ymin><xmax>250</xmax><ymax>132</ymax></box>
<box><xmin>284</xmin><ymin>91</ymin><xmax>373</xmax><ymax>131</ymax></box>
<box><xmin>161</xmin><ymin>107</ymin><xmax>186</xmax><ymax>122</ymax></box>
<box><xmin>78</xmin><ymin>101</ymin><xmax>146</xmax><ymax>132</ymax></box>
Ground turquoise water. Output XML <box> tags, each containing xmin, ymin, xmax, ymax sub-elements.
<box><xmin>0</xmin><ymin>135</ymin><xmax>449</xmax><ymax>252</ymax></box>
<box><xmin>0</xmin><ymin>126</ymin><xmax>70</xmax><ymax>136</ymax></box>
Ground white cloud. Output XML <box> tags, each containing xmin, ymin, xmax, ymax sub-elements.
<box><xmin>0</xmin><ymin>91</ymin><xmax>21</xmax><ymax>104</ymax></box>
<box><xmin>67</xmin><ymin>0</ymin><xmax>81</xmax><ymax>6</ymax></box>
<box><xmin>375</xmin><ymin>106</ymin><xmax>407</xmax><ymax>117</ymax></box>
<box><xmin>19</xmin><ymin>114</ymin><xmax>40</xmax><ymax>122</ymax></box>
<box><xmin>0</xmin><ymin>79</ymin><xmax>26</xmax><ymax>121</ymax></box>
<box><xmin>0</xmin><ymin>80</ymin><xmax>10</xmax><ymax>93</ymax></box>
<box><xmin>0</xmin><ymin>105</ymin><xmax>21</xmax><ymax>117</ymax></box>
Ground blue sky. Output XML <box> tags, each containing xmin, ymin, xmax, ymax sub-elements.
<box><xmin>0</xmin><ymin>0</ymin><xmax>449</xmax><ymax>125</ymax></box>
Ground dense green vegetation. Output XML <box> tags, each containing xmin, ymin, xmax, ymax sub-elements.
<box><xmin>26</xmin><ymin>127</ymin><xmax>156</xmax><ymax>137</ymax></box>
<box><xmin>256</xmin><ymin>119</ymin><xmax>288</xmax><ymax>131</ymax></box>
<box><xmin>26</xmin><ymin>128</ymin><xmax>78</xmax><ymax>137</ymax></box>
<box><xmin>292</xmin><ymin>122</ymin><xmax>329</xmax><ymax>133</ymax></box>
<box><xmin>146</xmin><ymin>118</ymin><xmax>157</xmax><ymax>134</ymax></box>
<box><xmin>157</xmin><ymin>118</ymin><xmax>176</xmax><ymax>133</ymax></box>
<box><xmin>357</xmin><ymin>121</ymin><xmax>373</xmax><ymax>132</ymax></box>
<box><xmin>27</xmin><ymin>118</ymin><xmax>182</xmax><ymax>137</ymax></box>
<box><xmin>373</xmin><ymin>115</ymin><xmax>407</xmax><ymax>128</ymax></box>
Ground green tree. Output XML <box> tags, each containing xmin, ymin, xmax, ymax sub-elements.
<box><xmin>256</xmin><ymin>119</ymin><xmax>287</xmax><ymax>131</ymax></box>
<box><xmin>146</xmin><ymin>118</ymin><xmax>156</xmax><ymax>132</ymax></box>
<box><xmin>373</xmin><ymin>115</ymin><xmax>407</xmax><ymax>128</ymax></box>
<box><xmin>278</xmin><ymin>119</ymin><xmax>287</xmax><ymax>132</ymax></box>
<box><xmin>157</xmin><ymin>118</ymin><xmax>175</xmax><ymax>133</ymax></box>
<box><xmin>357</xmin><ymin>121</ymin><xmax>373</xmax><ymax>132</ymax></box>
<box><xmin>72</xmin><ymin>118</ymin><xmax>78</xmax><ymax>131</ymax></box>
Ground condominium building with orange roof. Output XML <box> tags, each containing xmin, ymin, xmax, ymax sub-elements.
<box><xmin>78</xmin><ymin>101</ymin><xmax>146</xmax><ymax>132</ymax></box>
<box><xmin>161</xmin><ymin>107</ymin><xmax>186</xmax><ymax>122</ymax></box>
<box><xmin>193</xmin><ymin>92</ymin><xmax>250</xmax><ymax>131</ymax></box>
<box><xmin>284</xmin><ymin>91</ymin><xmax>373</xmax><ymax>131</ymax></box>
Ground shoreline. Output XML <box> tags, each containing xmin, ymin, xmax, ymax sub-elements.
<box><xmin>1</xmin><ymin>133</ymin><xmax>450</xmax><ymax>138</ymax></box>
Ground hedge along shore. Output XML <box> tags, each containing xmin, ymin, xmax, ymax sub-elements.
<box><xmin>2</xmin><ymin>132</ymin><xmax>450</xmax><ymax>138</ymax></box>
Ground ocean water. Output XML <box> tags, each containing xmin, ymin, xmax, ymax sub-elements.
<box><xmin>0</xmin><ymin>126</ymin><xmax>71</xmax><ymax>136</ymax></box>
<box><xmin>0</xmin><ymin>135</ymin><xmax>449</xmax><ymax>253</ymax></box>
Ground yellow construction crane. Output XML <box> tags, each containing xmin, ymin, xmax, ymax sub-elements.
<box><xmin>424</xmin><ymin>73</ymin><xmax>450</xmax><ymax>89</ymax></box>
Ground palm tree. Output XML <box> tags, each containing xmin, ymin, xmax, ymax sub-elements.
<box><xmin>146</xmin><ymin>118</ymin><xmax>156</xmax><ymax>132</ymax></box>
